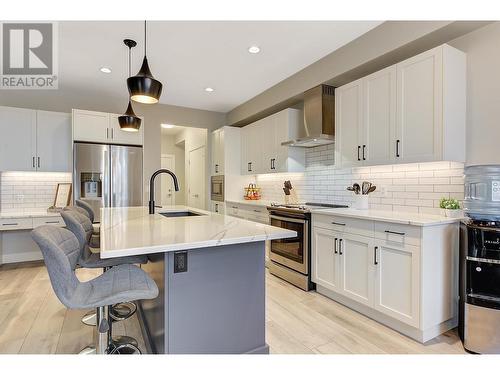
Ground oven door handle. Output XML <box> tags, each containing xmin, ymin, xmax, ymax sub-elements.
<box><xmin>269</xmin><ymin>214</ymin><xmax>306</xmax><ymax>224</ymax></box>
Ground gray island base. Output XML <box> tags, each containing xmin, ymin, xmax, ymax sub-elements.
<box><xmin>138</xmin><ymin>241</ymin><xmax>267</xmax><ymax>354</ymax></box>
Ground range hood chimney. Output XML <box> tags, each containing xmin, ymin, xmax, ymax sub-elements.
<box><xmin>282</xmin><ymin>84</ymin><xmax>335</xmax><ymax>148</ymax></box>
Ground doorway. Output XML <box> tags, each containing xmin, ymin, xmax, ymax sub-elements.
<box><xmin>188</xmin><ymin>145</ymin><xmax>206</xmax><ymax>209</ymax></box>
<box><xmin>160</xmin><ymin>154</ymin><xmax>175</xmax><ymax>206</ymax></box>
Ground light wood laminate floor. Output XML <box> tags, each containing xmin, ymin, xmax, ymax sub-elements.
<box><xmin>0</xmin><ymin>262</ymin><xmax>465</xmax><ymax>354</ymax></box>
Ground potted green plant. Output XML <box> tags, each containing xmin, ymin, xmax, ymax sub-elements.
<box><xmin>439</xmin><ymin>198</ymin><xmax>462</xmax><ymax>218</ymax></box>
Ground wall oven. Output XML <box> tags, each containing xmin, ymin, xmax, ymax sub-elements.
<box><xmin>210</xmin><ymin>175</ymin><xmax>224</xmax><ymax>202</ymax></box>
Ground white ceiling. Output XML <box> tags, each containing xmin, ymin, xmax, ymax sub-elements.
<box><xmin>59</xmin><ymin>21</ymin><xmax>382</xmax><ymax>113</ymax></box>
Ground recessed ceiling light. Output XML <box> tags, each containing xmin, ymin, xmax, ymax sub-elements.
<box><xmin>161</xmin><ymin>123</ymin><xmax>175</xmax><ymax>129</ymax></box>
<box><xmin>204</xmin><ymin>87</ymin><xmax>214</xmax><ymax>92</ymax></box>
<box><xmin>100</xmin><ymin>67</ymin><xmax>112</xmax><ymax>74</ymax></box>
<box><xmin>248</xmin><ymin>46</ymin><xmax>260</xmax><ymax>54</ymax></box>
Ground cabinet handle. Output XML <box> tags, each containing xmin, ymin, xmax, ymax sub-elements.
<box><xmin>248</xmin><ymin>162</ymin><xmax>252</xmax><ymax>172</ymax></box>
<box><xmin>215</xmin><ymin>164</ymin><xmax>218</xmax><ymax>174</ymax></box>
<box><xmin>396</xmin><ymin>140</ymin><xmax>400</xmax><ymax>158</ymax></box>
<box><xmin>331</xmin><ymin>221</ymin><xmax>346</xmax><ymax>226</ymax></box>
<box><xmin>37</xmin><ymin>156</ymin><xmax>40</xmax><ymax>168</ymax></box>
<box><xmin>374</xmin><ymin>246</ymin><xmax>378</xmax><ymax>265</ymax></box>
<box><xmin>2</xmin><ymin>223</ymin><xmax>18</xmax><ymax>226</ymax></box>
<box><xmin>111</xmin><ymin>128</ymin><xmax>114</xmax><ymax>139</ymax></box>
<box><xmin>384</xmin><ymin>230</ymin><xmax>405</xmax><ymax>236</ymax></box>
<box><xmin>362</xmin><ymin>145</ymin><xmax>366</xmax><ymax>161</ymax></box>
<box><xmin>232</xmin><ymin>206</ymin><xmax>238</xmax><ymax>209</ymax></box>
<box><xmin>215</xmin><ymin>204</ymin><xmax>219</xmax><ymax>213</ymax></box>
<box><xmin>357</xmin><ymin>145</ymin><xmax>361</xmax><ymax>161</ymax></box>
<box><xmin>45</xmin><ymin>220</ymin><xmax>60</xmax><ymax>224</ymax></box>
<box><xmin>32</xmin><ymin>156</ymin><xmax>35</xmax><ymax>168</ymax></box>
<box><xmin>253</xmin><ymin>209</ymin><xmax>261</xmax><ymax>213</ymax></box>
<box><xmin>106</xmin><ymin>128</ymin><xmax>109</xmax><ymax>139</ymax></box>
<box><xmin>334</xmin><ymin>238</ymin><xmax>338</xmax><ymax>254</ymax></box>
<box><xmin>339</xmin><ymin>239</ymin><xmax>343</xmax><ymax>255</ymax></box>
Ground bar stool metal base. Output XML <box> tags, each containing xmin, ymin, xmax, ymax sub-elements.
<box><xmin>82</xmin><ymin>302</ymin><xmax>136</xmax><ymax>326</ymax></box>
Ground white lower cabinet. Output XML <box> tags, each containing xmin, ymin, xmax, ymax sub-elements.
<box><xmin>339</xmin><ymin>233</ymin><xmax>374</xmax><ymax>307</ymax></box>
<box><xmin>313</xmin><ymin>227</ymin><xmax>341</xmax><ymax>291</ymax></box>
<box><xmin>373</xmin><ymin>241</ymin><xmax>420</xmax><ymax>328</ymax></box>
<box><xmin>312</xmin><ymin>213</ymin><xmax>457</xmax><ymax>342</ymax></box>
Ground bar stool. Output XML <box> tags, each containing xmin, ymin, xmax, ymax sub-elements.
<box><xmin>61</xmin><ymin>210</ymin><xmax>147</xmax><ymax>348</ymax></box>
<box><xmin>63</xmin><ymin>206</ymin><xmax>99</xmax><ymax>248</ymax></box>
<box><xmin>75</xmin><ymin>199</ymin><xmax>100</xmax><ymax>236</ymax></box>
<box><xmin>32</xmin><ymin>225</ymin><xmax>158</xmax><ymax>354</ymax></box>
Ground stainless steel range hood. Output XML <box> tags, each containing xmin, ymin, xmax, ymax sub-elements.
<box><xmin>281</xmin><ymin>84</ymin><xmax>335</xmax><ymax>148</ymax></box>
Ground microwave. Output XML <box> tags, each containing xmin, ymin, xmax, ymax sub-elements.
<box><xmin>211</xmin><ymin>175</ymin><xmax>224</xmax><ymax>202</ymax></box>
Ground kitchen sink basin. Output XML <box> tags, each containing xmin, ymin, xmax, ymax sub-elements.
<box><xmin>159</xmin><ymin>211</ymin><xmax>203</xmax><ymax>218</ymax></box>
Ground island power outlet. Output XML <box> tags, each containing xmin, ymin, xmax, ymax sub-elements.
<box><xmin>174</xmin><ymin>251</ymin><xmax>188</xmax><ymax>273</ymax></box>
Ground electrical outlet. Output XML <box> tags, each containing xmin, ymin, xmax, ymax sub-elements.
<box><xmin>15</xmin><ymin>194</ymin><xmax>24</xmax><ymax>203</ymax></box>
<box><xmin>174</xmin><ymin>251</ymin><xmax>188</xmax><ymax>273</ymax></box>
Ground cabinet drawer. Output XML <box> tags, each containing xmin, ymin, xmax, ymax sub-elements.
<box><xmin>374</xmin><ymin>222</ymin><xmax>421</xmax><ymax>247</ymax></box>
<box><xmin>313</xmin><ymin>214</ymin><xmax>374</xmax><ymax>237</ymax></box>
<box><xmin>0</xmin><ymin>218</ymin><xmax>33</xmax><ymax>231</ymax></box>
<box><xmin>33</xmin><ymin>216</ymin><xmax>65</xmax><ymax>228</ymax></box>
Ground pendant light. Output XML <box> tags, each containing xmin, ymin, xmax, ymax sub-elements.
<box><xmin>127</xmin><ymin>21</ymin><xmax>163</xmax><ymax>104</ymax></box>
<box><xmin>119</xmin><ymin>39</ymin><xmax>142</xmax><ymax>132</ymax></box>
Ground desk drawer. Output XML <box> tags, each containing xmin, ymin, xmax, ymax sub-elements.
<box><xmin>313</xmin><ymin>214</ymin><xmax>374</xmax><ymax>237</ymax></box>
<box><xmin>0</xmin><ymin>218</ymin><xmax>33</xmax><ymax>231</ymax></box>
<box><xmin>374</xmin><ymin>222</ymin><xmax>421</xmax><ymax>247</ymax></box>
<box><xmin>33</xmin><ymin>216</ymin><xmax>65</xmax><ymax>228</ymax></box>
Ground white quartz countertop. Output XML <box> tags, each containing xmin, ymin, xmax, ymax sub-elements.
<box><xmin>99</xmin><ymin>206</ymin><xmax>296</xmax><ymax>258</ymax></box>
<box><xmin>0</xmin><ymin>211</ymin><xmax>61</xmax><ymax>219</ymax></box>
<box><xmin>312</xmin><ymin>208</ymin><xmax>463</xmax><ymax>226</ymax></box>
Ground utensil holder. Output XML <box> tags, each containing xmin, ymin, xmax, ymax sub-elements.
<box><xmin>353</xmin><ymin>195</ymin><xmax>369</xmax><ymax>210</ymax></box>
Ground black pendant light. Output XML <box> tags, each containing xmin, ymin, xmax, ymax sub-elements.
<box><xmin>119</xmin><ymin>39</ymin><xmax>142</xmax><ymax>132</ymax></box>
<box><xmin>127</xmin><ymin>21</ymin><xmax>162</xmax><ymax>104</ymax></box>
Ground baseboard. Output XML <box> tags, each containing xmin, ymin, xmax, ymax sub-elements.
<box><xmin>2</xmin><ymin>251</ymin><xmax>42</xmax><ymax>264</ymax></box>
<box><xmin>316</xmin><ymin>285</ymin><xmax>457</xmax><ymax>343</ymax></box>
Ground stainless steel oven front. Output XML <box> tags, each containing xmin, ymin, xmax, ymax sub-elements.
<box><xmin>210</xmin><ymin>175</ymin><xmax>224</xmax><ymax>202</ymax></box>
<box><xmin>269</xmin><ymin>214</ymin><xmax>308</xmax><ymax>274</ymax></box>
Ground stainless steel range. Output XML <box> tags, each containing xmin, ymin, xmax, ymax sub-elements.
<box><xmin>267</xmin><ymin>202</ymin><xmax>348</xmax><ymax>291</ymax></box>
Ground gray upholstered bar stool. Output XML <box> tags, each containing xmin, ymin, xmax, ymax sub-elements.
<box><xmin>61</xmin><ymin>210</ymin><xmax>147</xmax><ymax>327</ymax></box>
<box><xmin>32</xmin><ymin>225</ymin><xmax>158</xmax><ymax>354</ymax></box>
<box><xmin>75</xmin><ymin>199</ymin><xmax>100</xmax><ymax>236</ymax></box>
<box><xmin>63</xmin><ymin>205</ymin><xmax>100</xmax><ymax>248</ymax></box>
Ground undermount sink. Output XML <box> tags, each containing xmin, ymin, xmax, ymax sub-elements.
<box><xmin>159</xmin><ymin>211</ymin><xmax>203</xmax><ymax>218</ymax></box>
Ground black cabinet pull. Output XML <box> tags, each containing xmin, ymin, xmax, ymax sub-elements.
<box><xmin>2</xmin><ymin>223</ymin><xmax>18</xmax><ymax>226</ymax></box>
<box><xmin>32</xmin><ymin>156</ymin><xmax>35</xmax><ymax>168</ymax></box>
<box><xmin>215</xmin><ymin>164</ymin><xmax>218</xmax><ymax>173</ymax></box>
<box><xmin>362</xmin><ymin>145</ymin><xmax>366</xmax><ymax>161</ymax></box>
<box><xmin>37</xmin><ymin>157</ymin><xmax>40</xmax><ymax>168</ymax></box>
<box><xmin>331</xmin><ymin>221</ymin><xmax>346</xmax><ymax>226</ymax></box>
<box><xmin>339</xmin><ymin>238</ymin><xmax>343</xmax><ymax>255</ymax></box>
<box><xmin>247</xmin><ymin>162</ymin><xmax>251</xmax><ymax>172</ymax></box>
<box><xmin>45</xmin><ymin>221</ymin><xmax>60</xmax><ymax>224</ymax></box>
<box><xmin>396</xmin><ymin>140</ymin><xmax>400</xmax><ymax>157</ymax></box>
<box><xmin>334</xmin><ymin>238</ymin><xmax>338</xmax><ymax>254</ymax></box>
<box><xmin>384</xmin><ymin>230</ymin><xmax>405</xmax><ymax>236</ymax></box>
<box><xmin>374</xmin><ymin>246</ymin><xmax>378</xmax><ymax>265</ymax></box>
<box><xmin>357</xmin><ymin>145</ymin><xmax>361</xmax><ymax>161</ymax></box>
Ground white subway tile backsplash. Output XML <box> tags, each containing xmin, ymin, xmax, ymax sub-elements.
<box><xmin>0</xmin><ymin>172</ymin><xmax>72</xmax><ymax>214</ymax></box>
<box><xmin>255</xmin><ymin>143</ymin><xmax>465</xmax><ymax>214</ymax></box>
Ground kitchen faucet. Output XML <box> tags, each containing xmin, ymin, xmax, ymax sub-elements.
<box><xmin>149</xmin><ymin>169</ymin><xmax>180</xmax><ymax>214</ymax></box>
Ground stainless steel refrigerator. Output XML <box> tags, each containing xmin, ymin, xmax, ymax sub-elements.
<box><xmin>73</xmin><ymin>143</ymin><xmax>143</xmax><ymax>222</ymax></box>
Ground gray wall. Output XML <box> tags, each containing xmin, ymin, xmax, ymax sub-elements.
<box><xmin>449</xmin><ymin>22</ymin><xmax>500</xmax><ymax>166</ymax></box>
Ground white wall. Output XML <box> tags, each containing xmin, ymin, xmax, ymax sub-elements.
<box><xmin>161</xmin><ymin>134</ymin><xmax>186</xmax><ymax>205</ymax></box>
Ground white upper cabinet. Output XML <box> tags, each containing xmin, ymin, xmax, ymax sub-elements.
<box><xmin>363</xmin><ymin>66</ymin><xmax>397</xmax><ymax>165</ymax></box>
<box><xmin>211</xmin><ymin>128</ymin><xmax>225</xmax><ymax>175</ymax></box>
<box><xmin>335</xmin><ymin>44</ymin><xmax>465</xmax><ymax>168</ymax></box>
<box><xmin>335</xmin><ymin>79</ymin><xmax>363</xmax><ymax>168</ymax></box>
<box><xmin>36</xmin><ymin>111</ymin><xmax>72</xmax><ymax>172</ymax></box>
<box><xmin>240</xmin><ymin>108</ymin><xmax>305</xmax><ymax>175</ymax></box>
<box><xmin>0</xmin><ymin>106</ymin><xmax>71</xmax><ymax>172</ymax></box>
<box><xmin>0</xmin><ymin>106</ymin><xmax>37</xmax><ymax>172</ymax></box>
<box><xmin>73</xmin><ymin>109</ymin><xmax>144</xmax><ymax>146</ymax></box>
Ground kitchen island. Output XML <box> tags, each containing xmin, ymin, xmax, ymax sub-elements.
<box><xmin>99</xmin><ymin>206</ymin><xmax>295</xmax><ymax>354</ymax></box>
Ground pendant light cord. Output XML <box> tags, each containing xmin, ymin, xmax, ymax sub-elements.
<box><xmin>128</xmin><ymin>44</ymin><xmax>131</xmax><ymax>77</ymax></box>
<box><xmin>144</xmin><ymin>20</ymin><xmax>147</xmax><ymax>57</ymax></box>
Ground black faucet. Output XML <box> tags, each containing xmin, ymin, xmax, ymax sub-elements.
<box><xmin>149</xmin><ymin>169</ymin><xmax>180</xmax><ymax>214</ymax></box>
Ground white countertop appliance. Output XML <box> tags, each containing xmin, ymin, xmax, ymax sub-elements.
<box><xmin>267</xmin><ymin>202</ymin><xmax>348</xmax><ymax>291</ymax></box>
